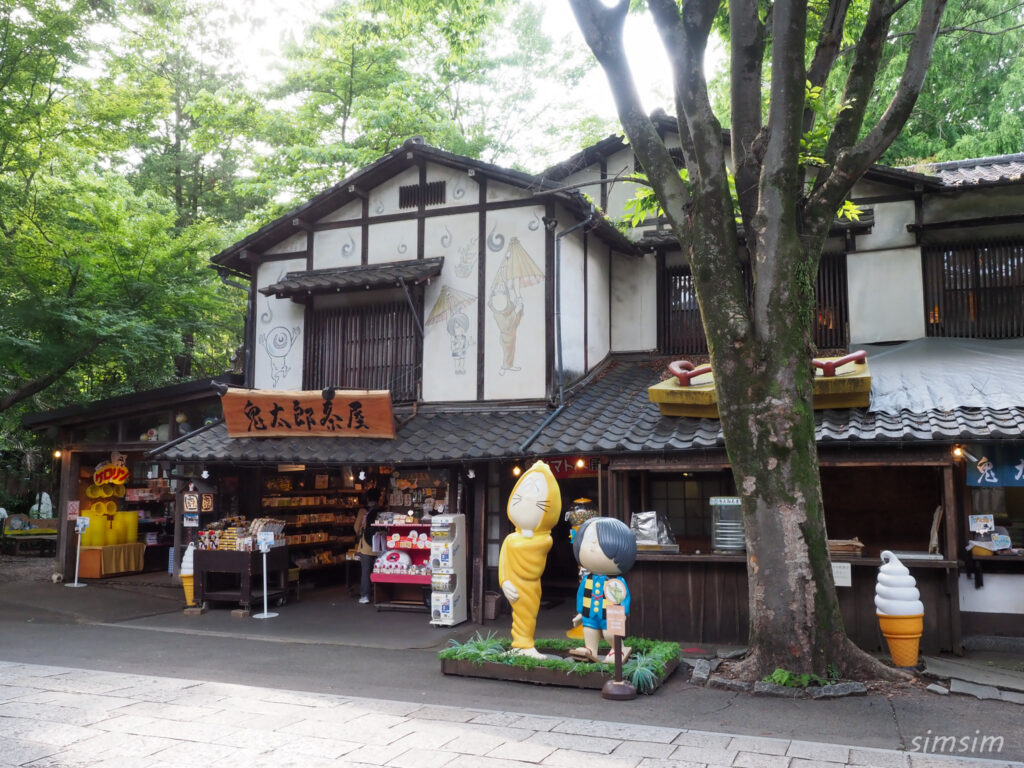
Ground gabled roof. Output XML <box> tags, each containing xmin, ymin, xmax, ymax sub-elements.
<box><xmin>213</xmin><ymin>138</ymin><xmax>635</xmax><ymax>274</ymax></box>
<box><xmin>259</xmin><ymin>257</ymin><xmax>444</xmax><ymax>302</ymax></box>
<box><xmin>915</xmin><ymin>153</ymin><xmax>1024</xmax><ymax>187</ymax></box>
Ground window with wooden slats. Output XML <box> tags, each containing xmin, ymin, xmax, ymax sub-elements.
<box><xmin>303</xmin><ymin>301</ymin><xmax>419</xmax><ymax>402</ymax></box>
<box><xmin>923</xmin><ymin>239</ymin><xmax>1024</xmax><ymax>339</ymax></box>
<box><xmin>660</xmin><ymin>254</ymin><xmax>849</xmax><ymax>355</ymax></box>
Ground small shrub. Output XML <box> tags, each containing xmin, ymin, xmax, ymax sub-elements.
<box><xmin>763</xmin><ymin>667</ymin><xmax>832</xmax><ymax>688</ymax></box>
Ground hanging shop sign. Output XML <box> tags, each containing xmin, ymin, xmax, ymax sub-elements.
<box><xmin>221</xmin><ymin>388</ymin><xmax>395</xmax><ymax>439</ymax></box>
<box><xmin>93</xmin><ymin>452</ymin><xmax>130</xmax><ymax>485</ymax></box>
<box><xmin>964</xmin><ymin>444</ymin><xmax>1024</xmax><ymax>487</ymax></box>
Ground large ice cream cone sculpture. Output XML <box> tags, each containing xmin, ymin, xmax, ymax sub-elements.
<box><xmin>875</xmin><ymin>550</ymin><xmax>925</xmax><ymax>667</ymax></box>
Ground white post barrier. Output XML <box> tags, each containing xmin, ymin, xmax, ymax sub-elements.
<box><xmin>66</xmin><ymin>517</ymin><xmax>88</xmax><ymax>589</ymax></box>
<box><xmin>252</xmin><ymin>533</ymin><xmax>278</xmax><ymax>620</ymax></box>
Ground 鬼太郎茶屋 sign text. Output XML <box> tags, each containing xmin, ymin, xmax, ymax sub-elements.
<box><xmin>221</xmin><ymin>389</ymin><xmax>395</xmax><ymax>439</ymax></box>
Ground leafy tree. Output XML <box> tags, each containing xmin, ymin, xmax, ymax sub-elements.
<box><xmin>93</xmin><ymin>0</ymin><xmax>270</xmax><ymax>227</ymax></box>
<box><xmin>570</xmin><ymin>0</ymin><xmax>948</xmax><ymax>681</ymax></box>
<box><xmin>869</xmin><ymin>0</ymin><xmax>1024</xmax><ymax>163</ymax></box>
<box><xmin>254</xmin><ymin>0</ymin><xmax>595</xmax><ymax>206</ymax></box>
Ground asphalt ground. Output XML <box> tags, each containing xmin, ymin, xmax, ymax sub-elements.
<box><xmin>0</xmin><ymin>553</ymin><xmax>1021</xmax><ymax>766</ymax></box>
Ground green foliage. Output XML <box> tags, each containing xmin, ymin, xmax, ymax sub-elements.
<box><xmin>762</xmin><ymin>667</ymin><xmax>833</xmax><ymax>688</ymax></box>
<box><xmin>439</xmin><ymin>634</ymin><xmax>681</xmax><ymax>693</ymax></box>
<box><xmin>622</xmin><ymin>651</ymin><xmax>663</xmax><ymax>694</ymax></box>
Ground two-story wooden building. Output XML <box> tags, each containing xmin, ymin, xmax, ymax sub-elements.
<box><xmin>41</xmin><ymin>125</ymin><xmax>1022</xmax><ymax>651</ymax></box>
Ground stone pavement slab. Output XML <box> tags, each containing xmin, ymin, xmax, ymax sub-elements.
<box><xmin>1</xmin><ymin>660</ymin><xmax>1021</xmax><ymax>768</ymax></box>
<box><xmin>923</xmin><ymin>656</ymin><xmax>1024</xmax><ymax>693</ymax></box>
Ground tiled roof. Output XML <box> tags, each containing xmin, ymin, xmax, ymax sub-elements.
<box><xmin>914</xmin><ymin>153</ymin><xmax>1024</xmax><ymax>187</ymax></box>
<box><xmin>527</xmin><ymin>359</ymin><xmax>1024</xmax><ymax>455</ymax></box>
<box><xmin>259</xmin><ymin>258</ymin><xmax>444</xmax><ymax>301</ymax></box>
<box><xmin>152</xmin><ymin>355</ymin><xmax>1024</xmax><ymax>467</ymax></box>
<box><xmin>151</xmin><ymin>406</ymin><xmax>550</xmax><ymax>466</ymax></box>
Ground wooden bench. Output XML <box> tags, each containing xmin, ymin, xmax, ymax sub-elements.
<box><xmin>2</xmin><ymin>515</ymin><xmax>59</xmax><ymax>557</ymax></box>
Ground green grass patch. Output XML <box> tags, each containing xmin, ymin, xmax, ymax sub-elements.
<box><xmin>439</xmin><ymin>633</ymin><xmax>681</xmax><ymax>693</ymax></box>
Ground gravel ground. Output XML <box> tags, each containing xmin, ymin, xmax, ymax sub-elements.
<box><xmin>0</xmin><ymin>552</ymin><xmax>60</xmax><ymax>584</ymax></box>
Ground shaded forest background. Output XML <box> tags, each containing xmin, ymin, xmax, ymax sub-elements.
<box><xmin>2</xmin><ymin>0</ymin><xmax>1021</xmax><ymax>512</ymax></box>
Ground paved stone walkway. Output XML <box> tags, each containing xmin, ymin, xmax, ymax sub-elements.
<box><xmin>1</xmin><ymin>662</ymin><xmax>1020</xmax><ymax>768</ymax></box>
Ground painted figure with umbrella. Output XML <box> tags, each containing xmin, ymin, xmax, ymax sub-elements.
<box><xmin>489</xmin><ymin>237</ymin><xmax>543</xmax><ymax>374</ymax></box>
<box><xmin>427</xmin><ymin>285</ymin><xmax>476</xmax><ymax>374</ymax></box>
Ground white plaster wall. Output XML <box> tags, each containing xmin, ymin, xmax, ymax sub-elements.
<box><xmin>369</xmin><ymin>167</ymin><xmax>419</xmax><ymax>217</ymax></box>
<box><xmin>558</xmin><ymin>226</ymin><xmax>586</xmax><ymax>378</ymax></box>
<box><xmin>312</xmin><ymin>227</ymin><xmax>362</xmax><ymax>270</ymax></box>
<box><xmin>847</xmin><ymin>248</ymin><xmax>927</xmax><ymax>343</ymax></box>
<box><xmin>610</xmin><ymin>252</ymin><xmax>657</xmax><ymax>352</ymax></box>
<box><xmin>367</xmin><ymin>220</ymin><xmax>417</xmax><ymax>264</ymax></box>
<box><xmin>422</xmin><ymin>214</ymin><xmax>480</xmax><ymax>402</ymax></box>
<box><xmin>855</xmin><ymin>200</ymin><xmax>917</xmax><ymax>251</ymax></box>
<box><xmin>486</xmin><ymin>180</ymin><xmax>528</xmax><ymax>204</ymax></box>
<box><xmin>483</xmin><ymin>206</ymin><xmax>547</xmax><ymax>400</ymax></box>
<box><xmin>425</xmin><ymin>162</ymin><xmax>480</xmax><ymax>205</ymax></box>
<box><xmin>959</xmin><ymin>574</ymin><xmax>1024</xmax><ymax>614</ymax></box>
<box><xmin>316</xmin><ymin>199</ymin><xmax>362</xmax><ymax>224</ymax></box>
<box><xmin>254</xmin><ymin>258</ymin><xmax>307</xmax><ymax>390</ymax></box>
<box><xmin>587</xmin><ymin>243</ymin><xmax>611</xmax><ymax>368</ymax></box>
<box><xmin>605</xmin><ymin>147</ymin><xmax>641</xmax><ymax>221</ymax></box>
<box><xmin>265</xmin><ymin>232</ymin><xmax>308</xmax><ymax>256</ymax></box>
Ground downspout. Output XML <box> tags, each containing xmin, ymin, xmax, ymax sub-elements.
<box><xmin>217</xmin><ymin>267</ymin><xmax>253</xmax><ymax>382</ymax></box>
<box><xmin>520</xmin><ymin>206</ymin><xmax>596</xmax><ymax>453</ymax></box>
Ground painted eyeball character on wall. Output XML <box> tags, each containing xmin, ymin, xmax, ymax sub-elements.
<box><xmin>498</xmin><ymin>460</ymin><xmax>561</xmax><ymax>658</ymax></box>
<box><xmin>571</xmin><ymin>516</ymin><xmax>637</xmax><ymax>664</ymax></box>
<box><xmin>259</xmin><ymin>325</ymin><xmax>301</xmax><ymax>387</ymax></box>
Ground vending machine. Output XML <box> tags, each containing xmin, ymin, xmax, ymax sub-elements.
<box><xmin>429</xmin><ymin>513</ymin><xmax>466</xmax><ymax>626</ymax></box>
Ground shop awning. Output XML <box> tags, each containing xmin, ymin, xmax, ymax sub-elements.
<box><xmin>259</xmin><ymin>257</ymin><xmax>444</xmax><ymax>302</ymax></box>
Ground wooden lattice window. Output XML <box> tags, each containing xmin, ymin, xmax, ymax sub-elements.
<box><xmin>923</xmin><ymin>239</ymin><xmax>1024</xmax><ymax>339</ymax></box>
<box><xmin>398</xmin><ymin>181</ymin><xmax>446</xmax><ymax>209</ymax></box>
<box><xmin>661</xmin><ymin>254</ymin><xmax>849</xmax><ymax>355</ymax></box>
<box><xmin>304</xmin><ymin>301</ymin><xmax>419</xmax><ymax>402</ymax></box>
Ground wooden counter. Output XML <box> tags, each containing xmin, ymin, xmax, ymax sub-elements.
<box><xmin>194</xmin><ymin>547</ymin><xmax>289</xmax><ymax>612</ymax></box>
<box><xmin>629</xmin><ymin>554</ymin><xmax>960</xmax><ymax>654</ymax></box>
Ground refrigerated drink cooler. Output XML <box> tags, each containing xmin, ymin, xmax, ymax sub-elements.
<box><xmin>429</xmin><ymin>513</ymin><xmax>467</xmax><ymax>626</ymax></box>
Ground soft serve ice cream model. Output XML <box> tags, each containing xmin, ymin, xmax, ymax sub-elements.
<box><xmin>875</xmin><ymin>550</ymin><xmax>925</xmax><ymax>666</ymax></box>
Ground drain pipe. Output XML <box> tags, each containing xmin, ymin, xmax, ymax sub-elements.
<box><xmin>520</xmin><ymin>206</ymin><xmax>596</xmax><ymax>453</ymax></box>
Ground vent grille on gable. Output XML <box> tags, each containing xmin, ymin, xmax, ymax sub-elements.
<box><xmin>399</xmin><ymin>180</ymin><xmax>446</xmax><ymax>209</ymax></box>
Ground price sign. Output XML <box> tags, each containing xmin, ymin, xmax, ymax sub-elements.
<box><xmin>606</xmin><ymin>604</ymin><xmax>626</xmax><ymax>637</ymax></box>
<box><xmin>183</xmin><ymin>512</ymin><xmax>199</xmax><ymax>528</ymax></box>
<box><xmin>831</xmin><ymin>561</ymin><xmax>852</xmax><ymax>588</ymax></box>
<box><xmin>74</xmin><ymin>517</ymin><xmax>90</xmax><ymax>534</ymax></box>
<box><xmin>257</xmin><ymin>531</ymin><xmax>275</xmax><ymax>553</ymax></box>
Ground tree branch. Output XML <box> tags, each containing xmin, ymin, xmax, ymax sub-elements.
<box><xmin>810</xmin><ymin>0</ymin><xmax>947</xmax><ymax>218</ymax></box>
<box><xmin>0</xmin><ymin>338</ymin><xmax>102</xmax><ymax>413</ymax></box>
<box><xmin>568</xmin><ymin>0</ymin><xmax>691</xmax><ymax>218</ymax></box>
<box><xmin>729</xmin><ymin>0</ymin><xmax>767</xmax><ymax>238</ymax></box>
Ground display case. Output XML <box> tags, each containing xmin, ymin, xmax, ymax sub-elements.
<box><xmin>370</xmin><ymin>520</ymin><xmax>433</xmax><ymax>611</ymax></box>
<box><xmin>194</xmin><ymin>546</ymin><xmax>289</xmax><ymax>612</ymax></box>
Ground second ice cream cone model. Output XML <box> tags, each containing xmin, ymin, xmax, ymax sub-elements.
<box><xmin>875</xmin><ymin>550</ymin><xmax>924</xmax><ymax>667</ymax></box>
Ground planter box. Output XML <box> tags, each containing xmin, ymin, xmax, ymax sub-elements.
<box><xmin>440</xmin><ymin>655</ymin><xmax>680</xmax><ymax>691</ymax></box>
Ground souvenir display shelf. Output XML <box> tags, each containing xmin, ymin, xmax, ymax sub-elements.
<box><xmin>260</xmin><ymin>474</ymin><xmax>360</xmax><ymax>574</ymax></box>
<box><xmin>370</xmin><ymin>519</ymin><xmax>433</xmax><ymax>612</ymax></box>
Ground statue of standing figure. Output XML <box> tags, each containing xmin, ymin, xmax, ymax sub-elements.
<box><xmin>498</xmin><ymin>460</ymin><xmax>561</xmax><ymax>658</ymax></box>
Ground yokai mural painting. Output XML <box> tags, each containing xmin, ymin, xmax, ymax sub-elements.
<box><xmin>489</xmin><ymin>236</ymin><xmax>543</xmax><ymax>375</ymax></box>
<box><xmin>255</xmin><ymin>259</ymin><xmax>306</xmax><ymax>390</ymax></box>
<box><xmin>427</xmin><ymin>285</ymin><xmax>476</xmax><ymax>375</ymax></box>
